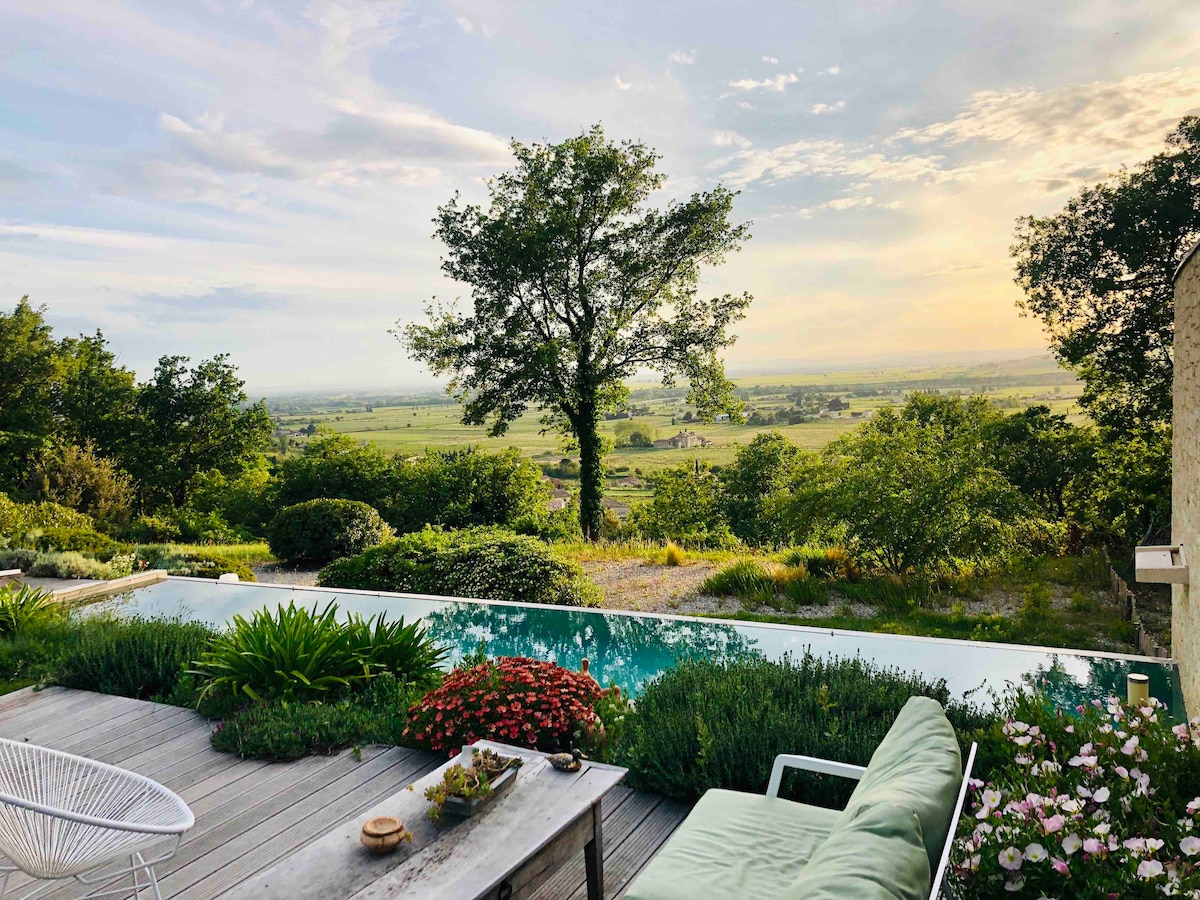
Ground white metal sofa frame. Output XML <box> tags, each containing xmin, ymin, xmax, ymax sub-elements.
<box><xmin>765</xmin><ymin>741</ymin><xmax>978</xmax><ymax>900</ymax></box>
<box><xmin>0</xmin><ymin>738</ymin><xmax>194</xmax><ymax>900</ymax></box>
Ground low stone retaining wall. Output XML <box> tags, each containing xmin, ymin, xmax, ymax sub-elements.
<box><xmin>51</xmin><ymin>569</ymin><xmax>168</xmax><ymax>604</ymax></box>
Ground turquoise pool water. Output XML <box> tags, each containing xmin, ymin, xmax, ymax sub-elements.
<box><xmin>100</xmin><ymin>577</ymin><xmax>1183</xmax><ymax>717</ymax></box>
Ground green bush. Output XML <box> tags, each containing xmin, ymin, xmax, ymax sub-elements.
<box><xmin>319</xmin><ymin>527</ymin><xmax>600</xmax><ymax>607</ymax></box>
<box><xmin>161</xmin><ymin>551</ymin><xmax>255</xmax><ymax>581</ymax></box>
<box><xmin>33</xmin><ymin>527</ymin><xmax>120</xmax><ymax>558</ymax></box>
<box><xmin>0</xmin><ymin>493</ymin><xmax>94</xmax><ymax>539</ymax></box>
<box><xmin>121</xmin><ymin>515</ymin><xmax>182</xmax><ymax>544</ymax></box>
<box><xmin>0</xmin><ymin>585</ymin><xmax>62</xmax><ymax>637</ymax></box>
<box><xmin>700</xmin><ymin>559</ymin><xmax>777</xmax><ymax>597</ymax></box>
<box><xmin>55</xmin><ymin>616</ymin><xmax>218</xmax><ymax>703</ymax></box>
<box><xmin>209</xmin><ymin>675</ymin><xmax>425</xmax><ymax>762</ymax></box>
<box><xmin>27</xmin><ymin>551</ymin><xmax>115</xmax><ymax>580</ymax></box>
<box><xmin>267</xmin><ymin>499</ymin><xmax>389</xmax><ymax>566</ymax></box>
<box><xmin>779</xmin><ymin>545</ymin><xmax>856</xmax><ymax>580</ymax></box>
<box><xmin>618</xmin><ymin>652</ymin><xmax>986</xmax><ymax>808</ymax></box>
<box><xmin>192</xmin><ymin>601</ymin><xmax>446</xmax><ymax>705</ymax></box>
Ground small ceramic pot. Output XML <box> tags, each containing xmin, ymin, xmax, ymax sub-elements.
<box><xmin>360</xmin><ymin>816</ymin><xmax>410</xmax><ymax>854</ymax></box>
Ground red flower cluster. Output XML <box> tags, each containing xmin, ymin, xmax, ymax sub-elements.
<box><xmin>403</xmin><ymin>657</ymin><xmax>602</xmax><ymax>755</ymax></box>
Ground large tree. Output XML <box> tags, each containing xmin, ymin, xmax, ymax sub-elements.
<box><xmin>127</xmin><ymin>354</ymin><xmax>272</xmax><ymax>508</ymax></box>
<box><xmin>1012</xmin><ymin>116</ymin><xmax>1200</xmax><ymax>434</ymax></box>
<box><xmin>0</xmin><ymin>298</ymin><xmax>60</xmax><ymax>486</ymax></box>
<box><xmin>403</xmin><ymin>125</ymin><xmax>752</xmax><ymax>538</ymax></box>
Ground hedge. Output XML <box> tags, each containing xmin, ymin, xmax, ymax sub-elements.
<box><xmin>267</xmin><ymin>499</ymin><xmax>389</xmax><ymax>565</ymax></box>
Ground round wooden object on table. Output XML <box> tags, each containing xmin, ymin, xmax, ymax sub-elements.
<box><xmin>360</xmin><ymin>816</ymin><xmax>410</xmax><ymax>854</ymax></box>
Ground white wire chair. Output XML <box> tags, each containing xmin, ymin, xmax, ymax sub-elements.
<box><xmin>0</xmin><ymin>738</ymin><xmax>194</xmax><ymax>900</ymax></box>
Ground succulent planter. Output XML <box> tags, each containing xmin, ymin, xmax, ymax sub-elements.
<box><xmin>439</xmin><ymin>764</ymin><xmax>519</xmax><ymax>819</ymax></box>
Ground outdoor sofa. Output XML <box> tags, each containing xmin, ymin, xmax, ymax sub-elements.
<box><xmin>624</xmin><ymin>696</ymin><xmax>976</xmax><ymax>900</ymax></box>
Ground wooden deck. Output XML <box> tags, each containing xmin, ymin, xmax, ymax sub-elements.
<box><xmin>0</xmin><ymin>687</ymin><xmax>689</xmax><ymax>899</ymax></box>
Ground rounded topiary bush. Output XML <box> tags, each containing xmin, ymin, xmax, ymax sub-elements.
<box><xmin>267</xmin><ymin>499</ymin><xmax>389</xmax><ymax>566</ymax></box>
<box><xmin>317</xmin><ymin>526</ymin><xmax>600</xmax><ymax>607</ymax></box>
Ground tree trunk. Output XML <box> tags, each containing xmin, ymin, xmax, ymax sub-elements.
<box><xmin>576</xmin><ymin>405</ymin><xmax>604</xmax><ymax>541</ymax></box>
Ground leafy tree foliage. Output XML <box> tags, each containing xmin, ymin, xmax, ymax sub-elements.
<box><xmin>388</xmin><ymin>448</ymin><xmax>546</xmax><ymax>534</ymax></box>
<box><xmin>1012</xmin><ymin>116</ymin><xmax>1200</xmax><ymax>433</ymax></box>
<box><xmin>984</xmin><ymin>405</ymin><xmax>1097</xmax><ymax>520</ymax></box>
<box><xmin>808</xmin><ymin>409</ymin><xmax>1032</xmax><ymax>573</ymax></box>
<box><xmin>0</xmin><ymin>298</ymin><xmax>60</xmax><ymax>485</ymax></box>
<box><xmin>27</xmin><ymin>443</ymin><xmax>135</xmax><ymax>527</ymax></box>
<box><xmin>56</xmin><ymin>331</ymin><xmax>137</xmax><ymax>457</ymax></box>
<box><xmin>126</xmin><ymin>355</ymin><xmax>272</xmax><ymax>508</ymax></box>
<box><xmin>632</xmin><ymin>464</ymin><xmax>733</xmax><ymax>548</ymax></box>
<box><xmin>404</xmin><ymin>125</ymin><xmax>751</xmax><ymax>538</ymax></box>
<box><xmin>276</xmin><ymin>430</ymin><xmax>396</xmax><ymax>509</ymax></box>
<box><xmin>719</xmin><ymin>432</ymin><xmax>811</xmax><ymax>546</ymax></box>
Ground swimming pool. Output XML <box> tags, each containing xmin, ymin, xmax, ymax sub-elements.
<box><xmin>99</xmin><ymin>577</ymin><xmax>1184</xmax><ymax>717</ymax></box>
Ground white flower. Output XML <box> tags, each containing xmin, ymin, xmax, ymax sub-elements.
<box><xmin>1004</xmin><ymin>875</ymin><xmax>1025</xmax><ymax>892</ymax></box>
<box><xmin>1147</xmin><ymin>838</ymin><xmax>1165</xmax><ymax>853</ymax></box>
<box><xmin>1061</xmin><ymin>833</ymin><xmax>1082</xmax><ymax>855</ymax></box>
<box><xmin>1094</xmin><ymin>822</ymin><xmax>1111</xmax><ymax>835</ymax></box>
<box><xmin>1013</xmin><ymin>735</ymin><xmax>1032</xmax><ymax>747</ymax></box>
<box><xmin>1180</xmin><ymin>836</ymin><xmax>1200</xmax><ymax>856</ymax></box>
<box><xmin>1093</xmin><ymin>787</ymin><xmax>1110</xmax><ymax>803</ymax></box>
<box><xmin>1023</xmin><ymin>842</ymin><xmax>1048</xmax><ymax>862</ymax></box>
<box><xmin>998</xmin><ymin>846</ymin><xmax>1023</xmax><ymax>871</ymax></box>
<box><xmin>1122</xmin><ymin>736</ymin><xmax>1141</xmax><ymax>756</ymax></box>
<box><xmin>1137</xmin><ymin>858</ymin><xmax>1164</xmax><ymax>880</ymax></box>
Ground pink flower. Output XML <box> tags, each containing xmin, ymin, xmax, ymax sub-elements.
<box><xmin>1043</xmin><ymin>814</ymin><xmax>1066</xmax><ymax>835</ymax></box>
<box><xmin>1051</xmin><ymin>857</ymin><xmax>1070</xmax><ymax>875</ymax></box>
<box><xmin>1136</xmin><ymin>859</ymin><xmax>1164</xmax><ymax>880</ymax></box>
<box><xmin>1083</xmin><ymin>838</ymin><xmax>1103</xmax><ymax>855</ymax></box>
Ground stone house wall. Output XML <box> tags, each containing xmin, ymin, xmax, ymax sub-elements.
<box><xmin>1173</xmin><ymin>241</ymin><xmax>1200</xmax><ymax>712</ymax></box>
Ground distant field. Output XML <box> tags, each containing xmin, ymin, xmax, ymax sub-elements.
<box><xmin>270</xmin><ymin>355</ymin><xmax>1083</xmax><ymax>474</ymax></box>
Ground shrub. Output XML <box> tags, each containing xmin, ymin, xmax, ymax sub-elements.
<box><xmin>192</xmin><ymin>601</ymin><xmax>446</xmax><ymax>705</ymax></box>
<box><xmin>403</xmin><ymin>657</ymin><xmax>604</xmax><ymax>755</ymax></box>
<box><xmin>267</xmin><ymin>499</ymin><xmax>389</xmax><ymax>566</ymax></box>
<box><xmin>55</xmin><ymin>616</ymin><xmax>218</xmax><ymax>702</ymax></box>
<box><xmin>0</xmin><ymin>493</ymin><xmax>94</xmax><ymax>540</ymax></box>
<box><xmin>208</xmin><ymin>676</ymin><xmax>426</xmax><ymax>762</ymax></box>
<box><xmin>664</xmin><ymin>542</ymin><xmax>686</xmax><ymax>566</ymax></box>
<box><xmin>950</xmin><ymin>692</ymin><xmax>1200</xmax><ymax>898</ymax></box>
<box><xmin>0</xmin><ymin>585</ymin><xmax>61</xmax><ymax>637</ymax></box>
<box><xmin>618</xmin><ymin>652</ymin><xmax>986</xmax><ymax>808</ymax></box>
<box><xmin>33</xmin><ymin>527</ymin><xmax>120</xmax><ymax>558</ymax></box>
<box><xmin>27</xmin><ymin>551</ymin><xmax>114</xmax><ymax>580</ymax></box>
<box><xmin>319</xmin><ymin>527</ymin><xmax>600</xmax><ymax>607</ymax></box>
<box><xmin>700</xmin><ymin>559</ymin><xmax>777</xmax><ymax>597</ymax></box>
<box><xmin>121</xmin><ymin>515</ymin><xmax>181</xmax><ymax>544</ymax></box>
<box><xmin>163</xmin><ymin>551</ymin><xmax>255</xmax><ymax>581</ymax></box>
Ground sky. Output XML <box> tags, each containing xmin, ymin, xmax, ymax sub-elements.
<box><xmin>2</xmin><ymin>1</ymin><xmax>1200</xmax><ymax>394</ymax></box>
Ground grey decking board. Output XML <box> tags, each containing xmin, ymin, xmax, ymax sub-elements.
<box><xmin>0</xmin><ymin>688</ymin><xmax>687</xmax><ymax>900</ymax></box>
<box><xmin>175</xmin><ymin>749</ymin><xmax>444</xmax><ymax>900</ymax></box>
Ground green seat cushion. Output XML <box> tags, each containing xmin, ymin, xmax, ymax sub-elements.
<box><xmin>843</xmin><ymin>696</ymin><xmax>962</xmax><ymax>872</ymax></box>
<box><xmin>781</xmin><ymin>801</ymin><xmax>931</xmax><ymax>900</ymax></box>
<box><xmin>623</xmin><ymin>789</ymin><xmax>842</xmax><ymax>900</ymax></box>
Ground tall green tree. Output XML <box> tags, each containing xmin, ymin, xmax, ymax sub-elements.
<box><xmin>56</xmin><ymin>331</ymin><xmax>137</xmax><ymax>457</ymax></box>
<box><xmin>1012</xmin><ymin>116</ymin><xmax>1200</xmax><ymax>433</ymax></box>
<box><xmin>403</xmin><ymin>125</ymin><xmax>751</xmax><ymax>538</ymax></box>
<box><xmin>127</xmin><ymin>354</ymin><xmax>272</xmax><ymax>508</ymax></box>
<box><xmin>0</xmin><ymin>298</ymin><xmax>61</xmax><ymax>486</ymax></box>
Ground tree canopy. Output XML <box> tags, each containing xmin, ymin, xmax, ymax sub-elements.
<box><xmin>403</xmin><ymin>124</ymin><xmax>751</xmax><ymax>538</ymax></box>
<box><xmin>1012</xmin><ymin>116</ymin><xmax>1200</xmax><ymax>434</ymax></box>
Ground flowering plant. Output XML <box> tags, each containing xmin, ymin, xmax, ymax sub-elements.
<box><xmin>952</xmin><ymin>691</ymin><xmax>1200</xmax><ymax>897</ymax></box>
<box><xmin>402</xmin><ymin>657</ymin><xmax>605</xmax><ymax>755</ymax></box>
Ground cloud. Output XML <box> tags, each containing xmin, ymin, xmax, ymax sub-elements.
<box><xmin>455</xmin><ymin>17</ymin><xmax>474</xmax><ymax>34</ymax></box>
<box><xmin>729</xmin><ymin>73</ymin><xmax>799</xmax><ymax>92</ymax></box>
<box><xmin>711</xmin><ymin>130</ymin><xmax>752</xmax><ymax>149</ymax></box>
<box><xmin>811</xmin><ymin>100</ymin><xmax>846</xmax><ymax>115</ymax></box>
<box><xmin>819</xmin><ymin>66</ymin><xmax>840</xmax><ymax>76</ymax></box>
<box><xmin>669</xmin><ymin>49</ymin><xmax>695</xmax><ymax>64</ymax></box>
<box><xmin>762</xmin><ymin>55</ymin><xmax>779</xmax><ymax>64</ymax></box>
<box><xmin>719</xmin><ymin>139</ymin><xmax>994</xmax><ymax>187</ymax></box>
<box><xmin>737</xmin><ymin>101</ymin><xmax>755</xmax><ymax>111</ymax></box>
<box><xmin>130</xmin><ymin>287</ymin><xmax>292</xmax><ymax>323</ymax></box>
<box><xmin>614</xmin><ymin>75</ymin><xmax>633</xmax><ymax>91</ymax></box>
<box><xmin>823</xmin><ymin>195</ymin><xmax>877</xmax><ymax>211</ymax></box>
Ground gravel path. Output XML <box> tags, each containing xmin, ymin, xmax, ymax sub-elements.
<box><xmin>251</xmin><ymin>564</ymin><xmax>320</xmax><ymax>586</ymax></box>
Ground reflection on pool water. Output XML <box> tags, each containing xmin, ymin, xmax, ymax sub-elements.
<box><xmin>97</xmin><ymin>577</ymin><xmax>1184</xmax><ymax>718</ymax></box>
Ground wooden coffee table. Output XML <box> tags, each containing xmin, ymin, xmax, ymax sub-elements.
<box><xmin>222</xmin><ymin>741</ymin><xmax>628</xmax><ymax>900</ymax></box>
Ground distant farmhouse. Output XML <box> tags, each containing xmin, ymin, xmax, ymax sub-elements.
<box><xmin>601</xmin><ymin>497</ymin><xmax>631</xmax><ymax>519</ymax></box>
<box><xmin>827</xmin><ymin>396</ymin><xmax>850</xmax><ymax>412</ymax></box>
<box><xmin>546</xmin><ymin>487</ymin><xmax>570</xmax><ymax>512</ymax></box>
<box><xmin>652</xmin><ymin>430</ymin><xmax>711</xmax><ymax>450</ymax></box>
<box><xmin>617</xmin><ymin>476</ymin><xmax>644</xmax><ymax>488</ymax></box>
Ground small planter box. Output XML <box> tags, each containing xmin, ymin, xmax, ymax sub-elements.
<box><xmin>440</xmin><ymin>765</ymin><xmax>519</xmax><ymax>819</ymax></box>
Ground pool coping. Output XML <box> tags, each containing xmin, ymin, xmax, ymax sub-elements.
<box><xmin>161</xmin><ymin>576</ymin><xmax>1177</xmax><ymax>667</ymax></box>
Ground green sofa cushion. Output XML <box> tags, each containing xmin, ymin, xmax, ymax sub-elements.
<box><xmin>842</xmin><ymin>695</ymin><xmax>962</xmax><ymax>872</ymax></box>
<box><xmin>781</xmin><ymin>801</ymin><xmax>931</xmax><ymax>900</ymax></box>
<box><xmin>623</xmin><ymin>789</ymin><xmax>842</xmax><ymax>900</ymax></box>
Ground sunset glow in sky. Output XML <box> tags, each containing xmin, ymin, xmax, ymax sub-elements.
<box><xmin>3</xmin><ymin>1</ymin><xmax>1200</xmax><ymax>391</ymax></box>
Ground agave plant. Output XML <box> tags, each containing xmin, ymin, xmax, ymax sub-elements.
<box><xmin>192</xmin><ymin>601</ymin><xmax>367</xmax><ymax>703</ymax></box>
<box><xmin>344</xmin><ymin>612</ymin><xmax>448</xmax><ymax>687</ymax></box>
<box><xmin>0</xmin><ymin>584</ymin><xmax>61</xmax><ymax>637</ymax></box>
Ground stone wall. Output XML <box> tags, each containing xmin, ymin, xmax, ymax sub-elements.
<box><xmin>1173</xmin><ymin>241</ymin><xmax>1200</xmax><ymax>712</ymax></box>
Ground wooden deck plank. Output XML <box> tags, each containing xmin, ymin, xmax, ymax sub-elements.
<box><xmin>0</xmin><ymin>689</ymin><xmax>687</xmax><ymax>900</ymax></box>
<box><xmin>176</xmin><ymin>749</ymin><xmax>443</xmax><ymax>900</ymax></box>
